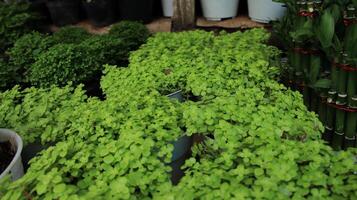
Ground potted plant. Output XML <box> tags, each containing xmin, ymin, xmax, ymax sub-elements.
<box><xmin>248</xmin><ymin>0</ymin><xmax>286</xmax><ymax>23</ymax></box>
<box><xmin>118</xmin><ymin>0</ymin><xmax>154</xmax><ymax>23</ymax></box>
<box><xmin>200</xmin><ymin>0</ymin><xmax>240</xmax><ymax>21</ymax></box>
<box><xmin>46</xmin><ymin>0</ymin><xmax>81</xmax><ymax>26</ymax></box>
<box><xmin>162</xmin><ymin>0</ymin><xmax>174</xmax><ymax>17</ymax></box>
<box><xmin>82</xmin><ymin>0</ymin><xmax>117</xmax><ymax>27</ymax></box>
<box><xmin>0</xmin><ymin>129</ymin><xmax>24</xmax><ymax>181</ymax></box>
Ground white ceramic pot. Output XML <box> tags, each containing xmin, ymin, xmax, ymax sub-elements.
<box><xmin>248</xmin><ymin>0</ymin><xmax>286</xmax><ymax>23</ymax></box>
<box><xmin>200</xmin><ymin>0</ymin><xmax>240</xmax><ymax>21</ymax></box>
<box><xmin>162</xmin><ymin>0</ymin><xmax>174</xmax><ymax>17</ymax></box>
<box><xmin>0</xmin><ymin>129</ymin><xmax>24</xmax><ymax>181</ymax></box>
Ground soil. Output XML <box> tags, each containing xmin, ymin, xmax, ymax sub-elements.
<box><xmin>0</xmin><ymin>141</ymin><xmax>15</xmax><ymax>175</ymax></box>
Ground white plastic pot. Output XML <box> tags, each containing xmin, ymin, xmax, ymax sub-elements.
<box><xmin>248</xmin><ymin>0</ymin><xmax>286</xmax><ymax>23</ymax></box>
<box><xmin>200</xmin><ymin>0</ymin><xmax>240</xmax><ymax>21</ymax></box>
<box><xmin>161</xmin><ymin>0</ymin><xmax>174</xmax><ymax>17</ymax></box>
<box><xmin>0</xmin><ymin>129</ymin><xmax>24</xmax><ymax>181</ymax></box>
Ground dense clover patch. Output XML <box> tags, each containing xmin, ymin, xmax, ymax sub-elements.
<box><xmin>0</xmin><ymin>29</ymin><xmax>356</xmax><ymax>199</ymax></box>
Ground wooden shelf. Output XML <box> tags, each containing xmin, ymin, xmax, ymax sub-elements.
<box><xmin>50</xmin><ymin>15</ymin><xmax>267</xmax><ymax>34</ymax></box>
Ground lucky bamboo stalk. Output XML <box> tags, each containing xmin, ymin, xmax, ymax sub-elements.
<box><xmin>336</xmin><ymin>69</ymin><xmax>348</xmax><ymax>105</ymax></box>
<box><xmin>303</xmin><ymin>85</ymin><xmax>311</xmax><ymax>109</ymax></box>
<box><xmin>302</xmin><ymin>53</ymin><xmax>311</xmax><ymax>108</ymax></box>
<box><xmin>347</xmin><ymin>70</ymin><xmax>356</xmax><ymax>107</ymax></box>
<box><xmin>345</xmin><ymin>69</ymin><xmax>356</xmax><ymax>148</ymax></box>
<box><xmin>335</xmin><ymin>92</ymin><xmax>347</xmax><ymax>133</ymax></box>
<box><xmin>303</xmin><ymin>53</ymin><xmax>311</xmax><ymax>79</ymax></box>
<box><xmin>328</xmin><ymin>60</ymin><xmax>339</xmax><ymax>103</ymax></box>
<box><xmin>325</xmin><ymin>60</ymin><xmax>338</xmax><ymax>144</ymax></box>
<box><xmin>332</xmin><ymin>109</ymin><xmax>346</xmax><ymax>150</ymax></box>
<box><xmin>336</xmin><ymin>53</ymin><xmax>349</xmax><ymax>105</ymax></box>
<box><xmin>319</xmin><ymin>93</ymin><xmax>329</xmax><ymax>141</ymax></box>
<box><xmin>332</xmin><ymin>131</ymin><xmax>344</xmax><ymax>150</ymax></box>
<box><xmin>325</xmin><ymin>105</ymin><xmax>335</xmax><ymax>143</ymax></box>
<box><xmin>344</xmin><ymin>112</ymin><xmax>357</xmax><ymax>148</ymax></box>
<box><xmin>324</xmin><ymin>126</ymin><xmax>333</xmax><ymax>143</ymax></box>
<box><xmin>287</xmin><ymin>50</ymin><xmax>297</xmax><ymax>84</ymax></box>
<box><xmin>318</xmin><ymin>93</ymin><xmax>327</xmax><ymax>124</ymax></box>
<box><xmin>310</xmin><ymin>89</ymin><xmax>320</xmax><ymax>113</ymax></box>
<box><xmin>351</xmin><ymin>96</ymin><xmax>357</xmax><ymax>109</ymax></box>
<box><xmin>295</xmin><ymin>52</ymin><xmax>304</xmax><ymax>87</ymax></box>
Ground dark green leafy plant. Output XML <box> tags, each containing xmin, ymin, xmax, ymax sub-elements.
<box><xmin>28</xmin><ymin>31</ymin><xmax>140</xmax><ymax>88</ymax></box>
<box><xmin>0</xmin><ymin>1</ymin><xmax>37</xmax><ymax>53</ymax></box>
<box><xmin>7</xmin><ymin>32</ymin><xmax>53</xmax><ymax>85</ymax></box>
<box><xmin>29</xmin><ymin>44</ymin><xmax>101</xmax><ymax>88</ymax></box>
<box><xmin>109</xmin><ymin>21</ymin><xmax>150</xmax><ymax>50</ymax></box>
<box><xmin>79</xmin><ymin>34</ymin><xmax>130</xmax><ymax>66</ymax></box>
<box><xmin>0</xmin><ymin>57</ymin><xmax>15</xmax><ymax>90</ymax></box>
<box><xmin>4</xmin><ymin>28</ymin><xmax>94</xmax><ymax>90</ymax></box>
<box><xmin>50</xmin><ymin>26</ymin><xmax>91</xmax><ymax>45</ymax></box>
<box><xmin>0</xmin><ymin>20</ymin><xmax>149</xmax><ymax>90</ymax></box>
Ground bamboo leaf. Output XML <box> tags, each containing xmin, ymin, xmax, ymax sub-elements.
<box><xmin>309</xmin><ymin>56</ymin><xmax>321</xmax><ymax>84</ymax></box>
<box><xmin>312</xmin><ymin>79</ymin><xmax>332</xmax><ymax>89</ymax></box>
<box><xmin>316</xmin><ymin>11</ymin><xmax>335</xmax><ymax>48</ymax></box>
<box><xmin>326</xmin><ymin>5</ymin><xmax>341</xmax><ymax>22</ymax></box>
<box><xmin>344</xmin><ymin>24</ymin><xmax>357</xmax><ymax>59</ymax></box>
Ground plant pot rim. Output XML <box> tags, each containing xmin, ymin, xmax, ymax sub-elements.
<box><xmin>166</xmin><ymin>90</ymin><xmax>182</xmax><ymax>97</ymax></box>
<box><xmin>0</xmin><ymin>129</ymin><xmax>23</xmax><ymax>181</ymax></box>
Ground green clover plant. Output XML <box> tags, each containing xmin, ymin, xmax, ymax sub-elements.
<box><xmin>1</xmin><ymin>29</ymin><xmax>356</xmax><ymax>199</ymax></box>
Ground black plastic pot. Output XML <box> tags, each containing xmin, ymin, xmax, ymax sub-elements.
<box><xmin>82</xmin><ymin>0</ymin><xmax>117</xmax><ymax>27</ymax></box>
<box><xmin>118</xmin><ymin>0</ymin><xmax>154</xmax><ymax>23</ymax></box>
<box><xmin>22</xmin><ymin>142</ymin><xmax>51</xmax><ymax>171</ymax></box>
<box><xmin>46</xmin><ymin>0</ymin><xmax>81</xmax><ymax>26</ymax></box>
<box><xmin>84</xmin><ymin>77</ymin><xmax>105</xmax><ymax>100</ymax></box>
<box><xmin>29</xmin><ymin>0</ymin><xmax>52</xmax><ymax>24</ymax></box>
